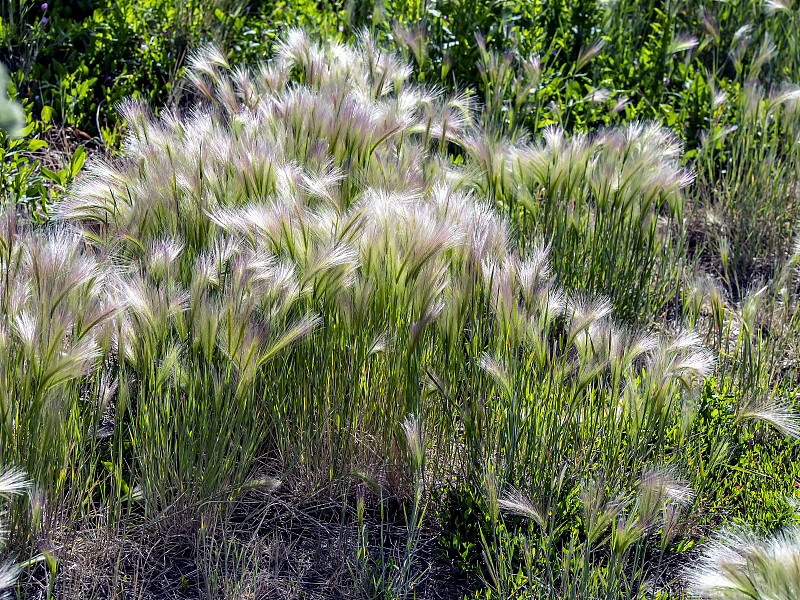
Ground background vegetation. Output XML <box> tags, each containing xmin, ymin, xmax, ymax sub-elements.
<box><xmin>2</xmin><ymin>0</ymin><xmax>800</xmax><ymax>598</ymax></box>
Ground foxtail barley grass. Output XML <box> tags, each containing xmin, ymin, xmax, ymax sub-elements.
<box><xmin>686</xmin><ymin>526</ymin><xmax>800</xmax><ymax>600</ymax></box>
<box><xmin>692</xmin><ymin>83</ymin><xmax>800</xmax><ymax>298</ymax></box>
<box><xmin>0</xmin><ymin>28</ymin><xmax>793</xmax><ymax>598</ymax></box>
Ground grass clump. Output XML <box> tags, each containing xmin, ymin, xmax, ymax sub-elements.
<box><xmin>0</xmin><ymin>22</ymin><xmax>797</xmax><ymax>600</ymax></box>
<box><xmin>687</xmin><ymin>526</ymin><xmax>800</xmax><ymax>600</ymax></box>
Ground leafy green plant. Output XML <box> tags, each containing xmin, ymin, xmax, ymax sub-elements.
<box><xmin>680</xmin><ymin>378</ymin><xmax>800</xmax><ymax>534</ymax></box>
<box><xmin>0</xmin><ymin>120</ymin><xmax>86</xmax><ymax>221</ymax></box>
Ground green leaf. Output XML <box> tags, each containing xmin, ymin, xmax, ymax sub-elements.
<box><xmin>18</xmin><ymin>122</ymin><xmax>35</xmax><ymax>137</ymax></box>
<box><xmin>26</xmin><ymin>139</ymin><xmax>47</xmax><ymax>152</ymax></box>
<box><xmin>69</xmin><ymin>145</ymin><xmax>85</xmax><ymax>179</ymax></box>
<box><xmin>41</xmin><ymin>167</ymin><xmax>66</xmax><ymax>186</ymax></box>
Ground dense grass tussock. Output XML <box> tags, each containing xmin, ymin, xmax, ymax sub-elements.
<box><xmin>0</xmin><ymin>30</ymin><xmax>798</xmax><ymax>599</ymax></box>
<box><xmin>687</xmin><ymin>526</ymin><xmax>800</xmax><ymax>600</ymax></box>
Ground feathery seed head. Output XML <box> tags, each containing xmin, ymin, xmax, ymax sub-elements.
<box><xmin>401</xmin><ymin>414</ymin><xmax>425</xmax><ymax>472</ymax></box>
<box><xmin>146</xmin><ymin>238</ymin><xmax>184</xmax><ymax>283</ymax></box>
<box><xmin>736</xmin><ymin>396</ymin><xmax>800</xmax><ymax>439</ymax></box>
<box><xmin>498</xmin><ymin>487</ymin><xmax>547</xmax><ymax>530</ymax></box>
<box><xmin>686</xmin><ymin>527</ymin><xmax>800</xmax><ymax>600</ymax></box>
<box><xmin>567</xmin><ymin>295</ymin><xmax>613</xmax><ymax>344</ymax></box>
<box><xmin>612</xmin><ymin>514</ymin><xmax>646</xmax><ymax>558</ymax></box>
<box><xmin>580</xmin><ymin>475</ymin><xmax>625</xmax><ymax>546</ymax></box>
<box><xmin>764</xmin><ymin>0</ymin><xmax>793</xmax><ymax>14</ymax></box>
<box><xmin>0</xmin><ymin>467</ymin><xmax>30</xmax><ymax>498</ymax></box>
<box><xmin>637</xmin><ymin>466</ymin><xmax>694</xmax><ymax>528</ymax></box>
<box><xmin>479</xmin><ymin>352</ymin><xmax>513</xmax><ymax>398</ymax></box>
